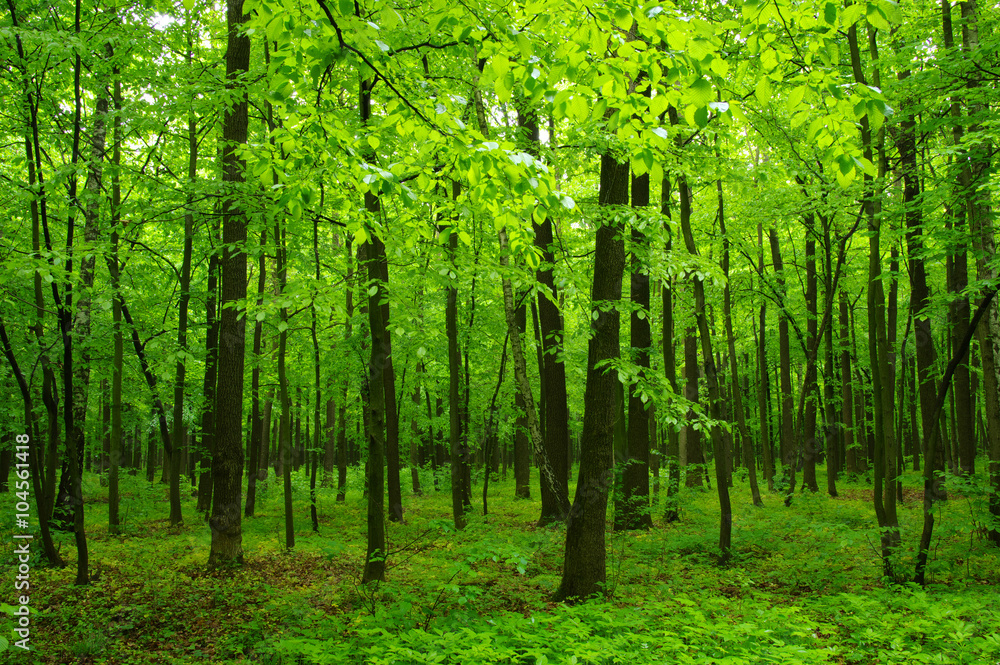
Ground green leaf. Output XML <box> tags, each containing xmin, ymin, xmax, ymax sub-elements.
<box><xmin>338</xmin><ymin>0</ymin><xmax>353</xmax><ymax>16</ymax></box>
<box><xmin>755</xmin><ymin>77</ymin><xmax>772</xmax><ymax>106</ymax></box>
<box><xmin>686</xmin><ymin>78</ymin><xmax>714</xmax><ymax>106</ymax></box>
<box><xmin>787</xmin><ymin>85</ymin><xmax>806</xmax><ymax>113</ymax></box>
<box><xmin>823</xmin><ymin>2</ymin><xmax>837</xmax><ymax>24</ymax></box>
<box><xmin>183</xmin><ymin>0</ymin><xmax>194</xmax><ymax>11</ymax></box>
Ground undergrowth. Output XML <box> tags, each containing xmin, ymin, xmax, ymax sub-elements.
<box><xmin>1</xmin><ymin>465</ymin><xmax>998</xmax><ymax>664</ymax></box>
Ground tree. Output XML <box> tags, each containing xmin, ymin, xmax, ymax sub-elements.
<box><xmin>208</xmin><ymin>0</ymin><xmax>250</xmax><ymax>569</ymax></box>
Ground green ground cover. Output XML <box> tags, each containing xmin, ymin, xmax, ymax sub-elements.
<box><xmin>3</xmin><ymin>466</ymin><xmax>999</xmax><ymax>664</ymax></box>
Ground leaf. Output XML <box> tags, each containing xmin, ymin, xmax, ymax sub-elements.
<box><xmin>686</xmin><ymin>78</ymin><xmax>714</xmax><ymax>106</ymax></box>
<box><xmin>823</xmin><ymin>2</ymin><xmax>837</xmax><ymax>24</ymax></box>
<box><xmin>338</xmin><ymin>0</ymin><xmax>353</xmax><ymax>16</ymax></box>
<box><xmin>786</xmin><ymin>86</ymin><xmax>806</xmax><ymax>113</ymax></box>
<box><xmin>183</xmin><ymin>0</ymin><xmax>194</xmax><ymax>11</ymax></box>
<box><xmin>755</xmin><ymin>77</ymin><xmax>772</xmax><ymax>106</ymax></box>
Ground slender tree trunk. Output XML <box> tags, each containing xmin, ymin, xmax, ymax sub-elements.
<box><xmin>446</xmin><ymin>184</ymin><xmax>469</xmax><ymax>530</ymax></box>
<box><xmin>498</xmin><ymin>229</ymin><xmax>560</xmax><ymax>522</ymax></box>
<box><xmin>337</xmin><ymin>235</ymin><xmax>353</xmax><ymax>502</ymax></box>
<box><xmin>757</xmin><ymin>223</ymin><xmax>774</xmax><ymax>491</ymax></box>
<box><xmin>108</xmin><ymin>61</ymin><xmax>123</xmax><ymax>536</ymax></box>
<box><xmin>802</xmin><ymin>215</ymin><xmax>819</xmax><ymax>492</ymax></box>
<box><xmin>618</xmin><ymin>167</ymin><xmax>653</xmax><ymax>530</ymax></box>
<box><xmin>244</xmin><ymin>227</ymin><xmax>265</xmax><ymax>516</ymax></box>
<box><xmin>514</xmin><ymin>299</ymin><xmax>531</xmax><ymax>499</ymax></box>
<box><xmin>768</xmin><ymin>228</ymin><xmax>795</xmax><ymax>496</ymax></box>
<box><xmin>276</xmin><ymin>220</ymin><xmax>294</xmax><ymax>550</ymax></box>
<box><xmin>721</xmin><ymin>179</ymin><xmax>762</xmax><ymax>507</ymax></box>
<box><xmin>310</xmin><ymin>211</ymin><xmax>323</xmax><ymax>533</ymax></box>
<box><xmin>683</xmin><ymin>328</ymin><xmax>703</xmax><ymax>488</ymax></box>
<box><xmin>517</xmin><ymin>105</ymin><xmax>570</xmax><ymax>524</ymax></box>
<box><xmin>170</xmin><ymin>84</ymin><xmax>198</xmax><ymax>527</ymax></box>
<box><xmin>677</xmin><ymin>172</ymin><xmax>732</xmax><ymax>559</ymax></box>
<box><xmin>849</xmin><ymin>20</ymin><xmax>900</xmax><ymax>577</ymax></box>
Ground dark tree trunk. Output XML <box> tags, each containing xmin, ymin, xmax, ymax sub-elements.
<box><xmin>362</xmin><ymin>227</ymin><xmax>388</xmax><ymax>582</ymax></box>
<box><xmin>518</xmin><ymin>105</ymin><xmax>570</xmax><ymax>524</ymax></box>
<box><xmin>802</xmin><ymin>216</ymin><xmax>819</xmax><ymax>492</ymax></box>
<box><xmin>244</xmin><ymin>227</ymin><xmax>265</xmax><ymax>517</ymax></box>
<box><xmin>447</xmin><ymin>184</ymin><xmax>469</xmax><ymax>530</ymax></box>
<box><xmin>514</xmin><ymin>299</ymin><xmax>531</xmax><ymax>499</ymax></box>
<box><xmin>618</xmin><ymin>169</ymin><xmax>652</xmax><ymax>530</ymax></box>
<box><xmin>769</xmin><ymin>228</ymin><xmax>795</xmax><ymax>493</ymax></box>
<box><xmin>554</xmin><ymin>150</ymin><xmax>627</xmax><ymax>602</ymax></box>
<box><xmin>207</xmin><ymin>0</ymin><xmax>250</xmax><ymax>569</ymax></box>
<box><xmin>757</xmin><ymin>222</ymin><xmax>775</xmax><ymax>491</ymax></box>
<box><xmin>683</xmin><ymin>329</ymin><xmax>703</xmax><ymax>488</ymax></box>
<box><xmin>678</xmin><ymin>172</ymin><xmax>732</xmax><ymax>558</ymax></box>
<box><xmin>337</xmin><ymin>235</ymin><xmax>353</xmax><ymax>502</ymax></box>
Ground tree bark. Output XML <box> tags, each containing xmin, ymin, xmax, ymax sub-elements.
<box><xmin>618</xmin><ymin>168</ymin><xmax>653</xmax><ymax>530</ymax></box>
<box><xmin>208</xmin><ymin>0</ymin><xmax>250</xmax><ymax>569</ymax></box>
<box><xmin>554</xmin><ymin>150</ymin><xmax>627</xmax><ymax>602</ymax></box>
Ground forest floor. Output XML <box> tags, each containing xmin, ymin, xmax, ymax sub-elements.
<box><xmin>3</xmin><ymin>464</ymin><xmax>999</xmax><ymax>664</ymax></box>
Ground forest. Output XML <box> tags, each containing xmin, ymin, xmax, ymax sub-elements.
<box><xmin>0</xmin><ymin>0</ymin><xmax>999</xmax><ymax>660</ymax></box>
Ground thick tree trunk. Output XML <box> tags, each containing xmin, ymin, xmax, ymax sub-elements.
<box><xmin>362</xmin><ymin>227</ymin><xmax>388</xmax><ymax>582</ymax></box>
<box><xmin>555</xmin><ymin>151</ymin><xmax>626</xmax><ymax>602</ymax></box>
<box><xmin>208</xmin><ymin>0</ymin><xmax>250</xmax><ymax>569</ymax></box>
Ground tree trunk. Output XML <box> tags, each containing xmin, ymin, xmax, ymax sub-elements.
<box><xmin>721</xmin><ymin>179</ymin><xmax>762</xmax><ymax>507</ymax></box>
<box><xmin>170</xmin><ymin>89</ymin><xmax>197</xmax><ymax>527</ymax></box>
<box><xmin>618</xmin><ymin>168</ymin><xmax>653</xmax><ymax>530</ymax></box>
<box><xmin>768</xmin><ymin>228</ymin><xmax>795</xmax><ymax>495</ymax></box>
<box><xmin>514</xmin><ymin>300</ymin><xmax>531</xmax><ymax>499</ymax></box>
<box><xmin>244</xmin><ymin>226</ymin><xmax>265</xmax><ymax>516</ymax></box>
<box><xmin>337</xmin><ymin>235</ymin><xmax>353</xmax><ymax>502</ymax></box>
<box><xmin>849</xmin><ymin>20</ymin><xmax>900</xmax><ymax>578</ymax></box>
<box><xmin>678</xmin><ymin>172</ymin><xmax>732</xmax><ymax>559</ymax></box>
<box><xmin>554</xmin><ymin>150</ymin><xmax>627</xmax><ymax>602</ymax></box>
<box><xmin>362</xmin><ymin>226</ymin><xmax>388</xmax><ymax>582</ymax></box>
<box><xmin>683</xmin><ymin>328</ymin><xmax>703</xmax><ymax>488</ymax></box>
<box><xmin>446</xmin><ymin>184</ymin><xmax>469</xmax><ymax>530</ymax></box>
<box><xmin>517</xmin><ymin>105</ymin><xmax>570</xmax><ymax>524</ymax></box>
<box><xmin>208</xmin><ymin>0</ymin><xmax>250</xmax><ymax>569</ymax></box>
<box><xmin>802</xmin><ymin>215</ymin><xmax>819</xmax><ymax>492</ymax></box>
<box><xmin>757</xmin><ymin>223</ymin><xmax>774</xmax><ymax>491</ymax></box>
